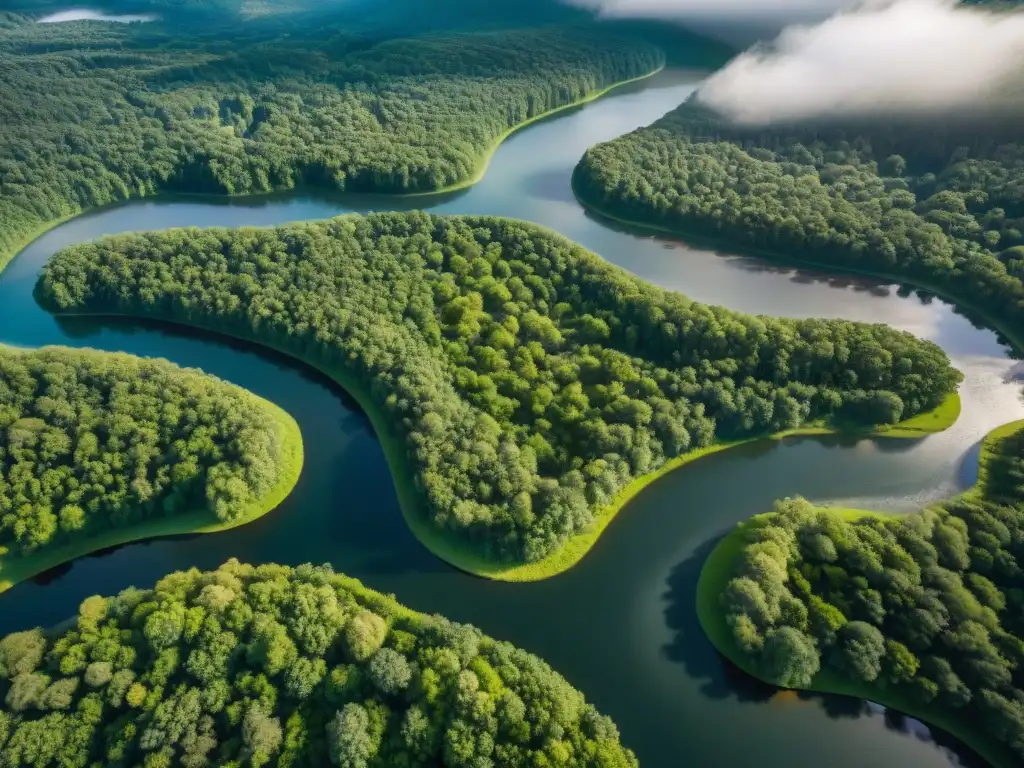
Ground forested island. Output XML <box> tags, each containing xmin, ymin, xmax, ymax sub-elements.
<box><xmin>37</xmin><ymin>212</ymin><xmax>961</xmax><ymax>578</ymax></box>
<box><xmin>0</xmin><ymin>346</ymin><xmax>301</xmax><ymax>592</ymax></box>
<box><xmin>573</xmin><ymin>102</ymin><xmax>1024</xmax><ymax>346</ymax></box>
<box><xmin>0</xmin><ymin>8</ymin><xmax>665</xmax><ymax>272</ymax></box>
<box><xmin>699</xmin><ymin>420</ymin><xmax>1024</xmax><ymax>767</ymax></box>
<box><xmin>0</xmin><ymin>559</ymin><xmax>638</xmax><ymax>766</ymax></box>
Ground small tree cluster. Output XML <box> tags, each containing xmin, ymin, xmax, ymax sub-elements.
<box><xmin>720</xmin><ymin>423</ymin><xmax>1024</xmax><ymax>761</ymax></box>
<box><xmin>0</xmin><ymin>347</ymin><xmax>290</xmax><ymax>558</ymax></box>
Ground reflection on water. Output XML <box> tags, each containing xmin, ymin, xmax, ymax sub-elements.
<box><xmin>38</xmin><ymin>8</ymin><xmax>158</xmax><ymax>23</ymax></box>
<box><xmin>660</xmin><ymin>530</ymin><xmax>982</xmax><ymax>767</ymax></box>
<box><xmin>0</xmin><ymin>68</ymin><xmax>1017</xmax><ymax>767</ymax></box>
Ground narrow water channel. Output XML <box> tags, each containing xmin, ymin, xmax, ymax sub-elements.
<box><xmin>0</xmin><ymin>69</ymin><xmax>1018</xmax><ymax>767</ymax></box>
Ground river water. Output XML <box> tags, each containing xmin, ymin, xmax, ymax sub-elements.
<box><xmin>37</xmin><ymin>9</ymin><xmax>158</xmax><ymax>23</ymax></box>
<box><xmin>0</xmin><ymin>69</ymin><xmax>1019</xmax><ymax>767</ymax></box>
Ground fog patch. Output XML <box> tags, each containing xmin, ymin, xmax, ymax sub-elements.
<box><xmin>695</xmin><ymin>0</ymin><xmax>1024</xmax><ymax>124</ymax></box>
<box><xmin>563</xmin><ymin>0</ymin><xmax>856</xmax><ymax>22</ymax></box>
<box><xmin>38</xmin><ymin>8</ymin><xmax>158</xmax><ymax>23</ymax></box>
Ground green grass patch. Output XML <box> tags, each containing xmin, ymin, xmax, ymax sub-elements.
<box><xmin>972</xmin><ymin>418</ymin><xmax>1024</xmax><ymax>500</ymax></box>
<box><xmin>0</xmin><ymin>398</ymin><xmax>303</xmax><ymax>595</ymax></box>
<box><xmin>876</xmin><ymin>392</ymin><xmax>962</xmax><ymax>436</ymax></box>
<box><xmin>695</xmin><ymin>422</ymin><xmax>1023</xmax><ymax>768</ymax></box>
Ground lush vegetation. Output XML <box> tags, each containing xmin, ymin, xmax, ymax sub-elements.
<box><xmin>9</xmin><ymin>0</ymin><xmax>590</xmax><ymax>26</ymax></box>
<box><xmin>0</xmin><ymin>559</ymin><xmax>638</xmax><ymax>766</ymax></box>
<box><xmin>573</xmin><ymin>102</ymin><xmax>1024</xmax><ymax>342</ymax></box>
<box><xmin>0</xmin><ymin>10</ymin><xmax>663</xmax><ymax>270</ymax></box>
<box><xmin>704</xmin><ymin>420</ymin><xmax>1024</xmax><ymax>766</ymax></box>
<box><xmin>38</xmin><ymin>212</ymin><xmax>960</xmax><ymax>569</ymax></box>
<box><xmin>0</xmin><ymin>345</ymin><xmax>299</xmax><ymax>580</ymax></box>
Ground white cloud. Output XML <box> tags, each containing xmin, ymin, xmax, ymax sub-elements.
<box><xmin>695</xmin><ymin>0</ymin><xmax>1024</xmax><ymax>123</ymax></box>
<box><xmin>566</xmin><ymin>0</ymin><xmax>855</xmax><ymax>20</ymax></box>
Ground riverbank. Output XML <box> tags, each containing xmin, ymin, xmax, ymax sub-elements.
<box><xmin>695</xmin><ymin>420</ymin><xmax>1024</xmax><ymax>768</ymax></box>
<box><xmin>0</xmin><ymin>397</ymin><xmax>303</xmax><ymax>595</ymax></box>
<box><xmin>401</xmin><ymin>65</ymin><xmax>665</xmax><ymax>198</ymax></box>
<box><xmin>571</xmin><ymin>176</ymin><xmax>1024</xmax><ymax>357</ymax></box>
<box><xmin>0</xmin><ymin>65</ymin><xmax>665</xmax><ymax>279</ymax></box>
<box><xmin>496</xmin><ymin>392</ymin><xmax>959</xmax><ymax>581</ymax></box>
<box><xmin>43</xmin><ymin>304</ymin><xmax>962</xmax><ymax>582</ymax></box>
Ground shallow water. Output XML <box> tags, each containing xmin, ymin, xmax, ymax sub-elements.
<box><xmin>0</xmin><ymin>68</ymin><xmax>1017</xmax><ymax>767</ymax></box>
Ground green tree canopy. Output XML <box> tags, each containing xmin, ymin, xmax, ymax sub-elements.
<box><xmin>38</xmin><ymin>213</ymin><xmax>961</xmax><ymax>564</ymax></box>
<box><xmin>718</xmin><ymin>423</ymin><xmax>1024</xmax><ymax>763</ymax></box>
<box><xmin>0</xmin><ymin>559</ymin><xmax>638</xmax><ymax>766</ymax></box>
<box><xmin>0</xmin><ymin>346</ymin><xmax>294</xmax><ymax>560</ymax></box>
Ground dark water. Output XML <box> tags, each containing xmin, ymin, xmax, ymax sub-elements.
<box><xmin>0</xmin><ymin>69</ymin><xmax>1019</xmax><ymax>767</ymax></box>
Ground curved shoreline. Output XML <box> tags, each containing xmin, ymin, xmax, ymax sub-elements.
<box><xmin>398</xmin><ymin>65</ymin><xmax>666</xmax><ymax>198</ymax></box>
<box><xmin>0</xmin><ymin>65</ymin><xmax>663</xmax><ymax>589</ymax></box>
<box><xmin>48</xmin><ymin>307</ymin><xmax>960</xmax><ymax>583</ymax></box>
<box><xmin>570</xmin><ymin>175</ymin><xmax>1024</xmax><ymax>356</ymax></box>
<box><xmin>0</xmin><ymin>395</ymin><xmax>304</xmax><ymax>595</ymax></box>
<box><xmin>0</xmin><ymin>65</ymin><xmax>665</xmax><ymax>276</ymax></box>
<box><xmin>695</xmin><ymin>421</ymin><xmax>1024</xmax><ymax>768</ymax></box>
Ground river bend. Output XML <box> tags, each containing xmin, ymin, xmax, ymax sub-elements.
<box><xmin>0</xmin><ymin>69</ymin><xmax>1018</xmax><ymax>767</ymax></box>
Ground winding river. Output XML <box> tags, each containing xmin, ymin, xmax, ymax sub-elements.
<box><xmin>0</xmin><ymin>68</ymin><xmax>1020</xmax><ymax>767</ymax></box>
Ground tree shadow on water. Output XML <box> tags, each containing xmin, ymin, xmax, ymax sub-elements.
<box><xmin>794</xmin><ymin>692</ymin><xmax>989</xmax><ymax>767</ymax></box>
<box><xmin>881</xmin><ymin>710</ymin><xmax>989</xmax><ymax>766</ymax></box>
<box><xmin>27</xmin><ymin>534</ymin><xmax>197</xmax><ymax>588</ymax></box>
<box><xmin>958</xmin><ymin>437</ymin><xmax>984</xmax><ymax>488</ymax></box>
<box><xmin>774</xmin><ymin>431</ymin><xmax>925</xmax><ymax>458</ymax></box>
<box><xmin>660</xmin><ymin>534</ymin><xmax>989</xmax><ymax>767</ymax></box>
<box><xmin>655</xmin><ymin>536</ymin><xmax>991</xmax><ymax>768</ymax></box>
<box><xmin>661</xmin><ymin>534</ymin><xmax>776</xmax><ymax>705</ymax></box>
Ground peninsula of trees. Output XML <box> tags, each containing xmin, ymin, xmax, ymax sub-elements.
<box><xmin>0</xmin><ymin>559</ymin><xmax>638</xmax><ymax>766</ymax></box>
<box><xmin>701</xmin><ymin>420</ymin><xmax>1024</xmax><ymax>767</ymax></box>
<box><xmin>0</xmin><ymin>9</ymin><xmax>663</xmax><ymax>270</ymax></box>
<box><xmin>0</xmin><ymin>346</ymin><xmax>301</xmax><ymax>590</ymax></box>
<box><xmin>573</xmin><ymin>102</ymin><xmax>1024</xmax><ymax>344</ymax></box>
<box><xmin>38</xmin><ymin>212</ymin><xmax>961</xmax><ymax>574</ymax></box>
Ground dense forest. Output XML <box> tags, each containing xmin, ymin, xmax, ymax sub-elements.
<box><xmin>9</xmin><ymin>0</ymin><xmax>589</xmax><ymax>25</ymax></box>
<box><xmin>11</xmin><ymin>0</ymin><xmax>734</xmax><ymax>64</ymax></box>
<box><xmin>715</xmin><ymin>422</ymin><xmax>1024</xmax><ymax>762</ymax></box>
<box><xmin>0</xmin><ymin>559</ymin><xmax>637</xmax><ymax>766</ymax></box>
<box><xmin>573</xmin><ymin>102</ymin><xmax>1024</xmax><ymax>340</ymax></box>
<box><xmin>0</xmin><ymin>10</ymin><xmax>664</xmax><ymax>270</ymax></box>
<box><xmin>39</xmin><ymin>213</ymin><xmax>961</xmax><ymax>564</ymax></box>
<box><xmin>0</xmin><ymin>346</ymin><xmax>293</xmax><ymax>561</ymax></box>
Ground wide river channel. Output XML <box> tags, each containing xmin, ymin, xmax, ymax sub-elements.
<box><xmin>0</xmin><ymin>69</ymin><xmax>1020</xmax><ymax>767</ymax></box>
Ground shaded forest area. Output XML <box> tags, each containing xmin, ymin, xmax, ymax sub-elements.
<box><xmin>0</xmin><ymin>9</ymin><xmax>667</xmax><ymax>269</ymax></box>
<box><xmin>39</xmin><ymin>213</ymin><xmax>961</xmax><ymax>564</ymax></box>
<box><xmin>574</xmin><ymin>102</ymin><xmax>1024</xmax><ymax>341</ymax></box>
<box><xmin>0</xmin><ymin>559</ymin><xmax>639</xmax><ymax>767</ymax></box>
<box><xmin>717</xmin><ymin>422</ymin><xmax>1024</xmax><ymax>761</ymax></box>
<box><xmin>0</xmin><ymin>346</ymin><xmax>292</xmax><ymax>561</ymax></box>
